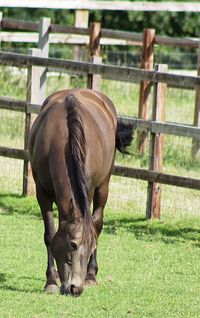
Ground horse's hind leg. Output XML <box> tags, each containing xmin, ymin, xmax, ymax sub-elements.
<box><xmin>86</xmin><ymin>180</ymin><xmax>109</xmax><ymax>285</ymax></box>
<box><xmin>36</xmin><ymin>181</ymin><xmax>59</xmax><ymax>294</ymax></box>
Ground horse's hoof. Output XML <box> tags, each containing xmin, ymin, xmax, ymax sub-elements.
<box><xmin>44</xmin><ymin>284</ymin><xmax>59</xmax><ymax>294</ymax></box>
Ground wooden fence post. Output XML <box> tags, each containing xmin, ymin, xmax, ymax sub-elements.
<box><xmin>38</xmin><ymin>17</ymin><xmax>50</xmax><ymax>104</ymax></box>
<box><xmin>87</xmin><ymin>22</ymin><xmax>102</xmax><ymax>91</ymax></box>
<box><xmin>146</xmin><ymin>64</ymin><xmax>168</xmax><ymax>219</ymax></box>
<box><xmin>23</xmin><ymin>48</ymin><xmax>41</xmax><ymax>196</ymax></box>
<box><xmin>0</xmin><ymin>12</ymin><xmax>3</xmax><ymax>49</ymax></box>
<box><xmin>74</xmin><ymin>9</ymin><xmax>89</xmax><ymax>61</ymax></box>
<box><xmin>138</xmin><ymin>29</ymin><xmax>155</xmax><ymax>154</ymax></box>
<box><xmin>192</xmin><ymin>37</ymin><xmax>200</xmax><ymax>159</ymax></box>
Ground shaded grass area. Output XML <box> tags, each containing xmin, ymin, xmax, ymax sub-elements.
<box><xmin>0</xmin><ymin>193</ymin><xmax>40</xmax><ymax>217</ymax></box>
<box><xmin>1</xmin><ymin>194</ymin><xmax>200</xmax><ymax>317</ymax></box>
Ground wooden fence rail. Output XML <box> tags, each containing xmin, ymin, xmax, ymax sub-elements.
<box><xmin>1</xmin><ymin>96</ymin><xmax>200</xmax><ymax>139</ymax></box>
<box><xmin>0</xmin><ymin>147</ymin><xmax>29</xmax><ymax>160</ymax></box>
<box><xmin>113</xmin><ymin>166</ymin><xmax>200</xmax><ymax>190</ymax></box>
<box><xmin>0</xmin><ymin>52</ymin><xmax>200</xmax><ymax>89</ymax></box>
<box><xmin>1</xmin><ymin>17</ymin><xmax>199</xmax><ymax>48</ymax></box>
<box><xmin>1</xmin><ymin>143</ymin><xmax>200</xmax><ymax>191</ymax></box>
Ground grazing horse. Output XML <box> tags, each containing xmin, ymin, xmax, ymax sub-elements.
<box><xmin>29</xmin><ymin>88</ymin><xmax>133</xmax><ymax>296</ymax></box>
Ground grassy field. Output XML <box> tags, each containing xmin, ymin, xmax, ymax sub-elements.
<box><xmin>1</xmin><ymin>194</ymin><xmax>200</xmax><ymax>318</ymax></box>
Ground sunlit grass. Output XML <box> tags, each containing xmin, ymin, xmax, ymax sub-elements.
<box><xmin>1</xmin><ymin>195</ymin><xmax>200</xmax><ymax>317</ymax></box>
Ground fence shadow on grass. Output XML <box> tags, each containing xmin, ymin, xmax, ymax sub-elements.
<box><xmin>103</xmin><ymin>217</ymin><xmax>200</xmax><ymax>246</ymax></box>
<box><xmin>1</xmin><ymin>193</ymin><xmax>200</xmax><ymax>247</ymax></box>
<box><xmin>0</xmin><ymin>282</ymin><xmax>43</xmax><ymax>294</ymax></box>
<box><xmin>0</xmin><ymin>193</ymin><xmax>43</xmax><ymax>218</ymax></box>
<box><xmin>0</xmin><ymin>193</ymin><xmax>58</xmax><ymax>218</ymax></box>
<box><xmin>0</xmin><ymin>273</ymin><xmax>6</xmax><ymax>283</ymax></box>
<box><xmin>0</xmin><ymin>272</ymin><xmax>44</xmax><ymax>294</ymax></box>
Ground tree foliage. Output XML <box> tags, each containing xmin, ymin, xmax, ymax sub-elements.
<box><xmin>1</xmin><ymin>4</ymin><xmax>200</xmax><ymax>38</ymax></box>
<box><xmin>90</xmin><ymin>10</ymin><xmax>200</xmax><ymax>38</ymax></box>
<box><xmin>1</xmin><ymin>2</ymin><xmax>200</xmax><ymax>68</ymax></box>
<box><xmin>1</xmin><ymin>8</ymin><xmax>74</xmax><ymax>26</ymax></box>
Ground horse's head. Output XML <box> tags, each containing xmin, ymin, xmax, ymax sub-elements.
<box><xmin>51</xmin><ymin>200</ymin><xmax>97</xmax><ymax>297</ymax></box>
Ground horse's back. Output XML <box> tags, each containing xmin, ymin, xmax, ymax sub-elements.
<box><xmin>29</xmin><ymin>88</ymin><xmax>117</xmax><ymax>193</ymax></box>
<box><xmin>41</xmin><ymin>88</ymin><xmax>118</xmax><ymax>162</ymax></box>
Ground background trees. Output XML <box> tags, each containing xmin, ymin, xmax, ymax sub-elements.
<box><xmin>1</xmin><ymin>1</ymin><xmax>199</xmax><ymax>68</ymax></box>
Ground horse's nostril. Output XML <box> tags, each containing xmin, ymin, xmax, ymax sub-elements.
<box><xmin>60</xmin><ymin>284</ymin><xmax>67</xmax><ymax>295</ymax></box>
<box><xmin>69</xmin><ymin>284</ymin><xmax>83</xmax><ymax>297</ymax></box>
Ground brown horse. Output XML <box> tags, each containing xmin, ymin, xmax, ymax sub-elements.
<box><xmin>29</xmin><ymin>88</ymin><xmax>133</xmax><ymax>296</ymax></box>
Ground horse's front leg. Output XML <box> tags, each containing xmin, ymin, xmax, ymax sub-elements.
<box><xmin>86</xmin><ymin>181</ymin><xmax>109</xmax><ymax>285</ymax></box>
<box><xmin>36</xmin><ymin>182</ymin><xmax>59</xmax><ymax>294</ymax></box>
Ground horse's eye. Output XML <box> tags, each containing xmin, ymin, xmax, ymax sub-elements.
<box><xmin>66</xmin><ymin>260</ymin><xmax>72</xmax><ymax>266</ymax></box>
<box><xmin>70</xmin><ymin>241</ymin><xmax>78</xmax><ymax>251</ymax></box>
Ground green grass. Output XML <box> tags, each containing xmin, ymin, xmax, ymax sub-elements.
<box><xmin>1</xmin><ymin>194</ymin><xmax>200</xmax><ymax>317</ymax></box>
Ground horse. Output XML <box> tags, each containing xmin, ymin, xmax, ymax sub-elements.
<box><xmin>29</xmin><ymin>88</ymin><xmax>133</xmax><ymax>297</ymax></box>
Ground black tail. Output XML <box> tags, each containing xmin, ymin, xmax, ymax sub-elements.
<box><xmin>116</xmin><ymin>118</ymin><xmax>134</xmax><ymax>154</ymax></box>
<box><xmin>65</xmin><ymin>95</ymin><xmax>88</xmax><ymax>217</ymax></box>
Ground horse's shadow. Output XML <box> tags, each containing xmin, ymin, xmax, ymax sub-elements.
<box><xmin>0</xmin><ymin>272</ymin><xmax>44</xmax><ymax>294</ymax></box>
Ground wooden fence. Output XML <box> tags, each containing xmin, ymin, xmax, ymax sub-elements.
<box><xmin>1</xmin><ymin>50</ymin><xmax>200</xmax><ymax>219</ymax></box>
<box><xmin>1</xmin><ymin>1</ymin><xmax>200</xmax><ymax>50</ymax></box>
<box><xmin>1</xmin><ymin>11</ymin><xmax>200</xmax><ymax>218</ymax></box>
<box><xmin>1</xmin><ymin>15</ymin><xmax>200</xmax><ymax>156</ymax></box>
<box><xmin>0</xmin><ymin>15</ymin><xmax>199</xmax><ymax>48</ymax></box>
